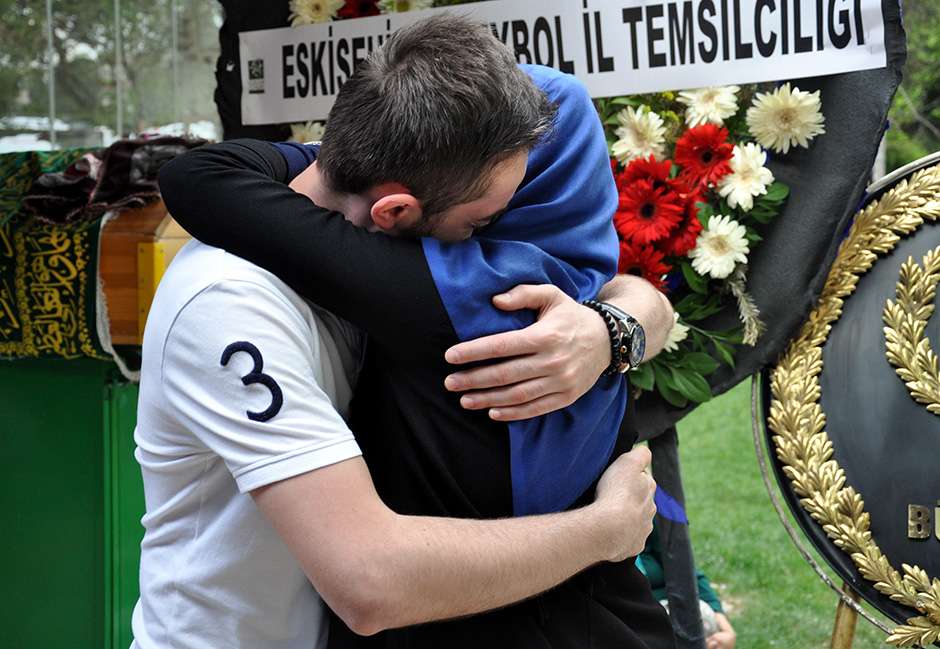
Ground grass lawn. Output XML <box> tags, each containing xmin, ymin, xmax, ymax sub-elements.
<box><xmin>671</xmin><ymin>379</ymin><xmax>896</xmax><ymax>648</ymax></box>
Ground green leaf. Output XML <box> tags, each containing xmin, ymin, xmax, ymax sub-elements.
<box><xmin>746</xmin><ymin>204</ymin><xmax>777</xmax><ymax>225</ymax></box>
<box><xmin>671</xmin><ymin>291</ymin><xmax>707</xmax><ymax>310</ymax></box>
<box><xmin>708</xmin><ymin>326</ymin><xmax>745</xmax><ymax>342</ymax></box>
<box><xmin>679</xmin><ymin>352</ymin><xmax>721</xmax><ymax>375</ymax></box>
<box><xmin>714</xmin><ymin>340</ymin><xmax>737</xmax><ymax>368</ymax></box>
<box><xmin>764</xmin><ymin>182</ymin><xmax>789</xmax><ymax>202</ymax></box>
<box><xmin>653</xmin><ymin>362</ymin><xmax>688</xmax><ymax>407</ymax></box>
<box><xmin>689</xmin><ymin>330</ymin><xmax>708</xmax><ymax>352</ymax></box>
<box><xmin>697</xmin><ymin>201</ymin><xmax>716</xmax><ymax>223</ymax></box>
<box><xmin>714</xmin><ymin>197</ymin><xmax>733</xmax><ymax>216</ymax></box>
<box><xmin>609</xmin><ymin>96</ymin><xmax>637</xmax><ymax>107</ymax></box>
<box><xmin>682</xmin><ymin>292</ymin><xmax>724</xmax><ymax>320</ymax></box>
<box><xmin>672</xmin><ymin>293</ymin><xmax>711</xmax><ymax>318</ymax></box>
<box><xmin>746</xmin><ymin>182</ymin><xmax>789</xmax><ymax>224</ymax></box>
<box><xmin>657</xmin><ymin>378</ymin><xmax>689</xmax><ymax>408</ymax></box>
<box><xmin>681</xmin><ymin>261</ymin><xmax>710</xmax><ymax>294</ymax></box>
<box><xmin>630</xmin><ymin>362</ymin><xmax>655</xmax><ymax>391</ymax></box>
<box><xmin>698</xmin><ymin>201</ymin><xmax>715</xmax><ymax>217</ymax></box>
<box><xmin>669</xmin><ymin>366</ymin><xmax>714</xmax><ymax>403</ymax></box>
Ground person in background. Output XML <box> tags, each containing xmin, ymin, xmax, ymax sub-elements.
<box><xmin>638</xmin><ymin>519</ymin><xmax>737</xmax><ymax>649</ymax></box>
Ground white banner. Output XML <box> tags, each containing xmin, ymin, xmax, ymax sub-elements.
<box><xmin>240</xmin><ymin>0</ymin><xmax>886</xmax><ymax>125</ymax></box>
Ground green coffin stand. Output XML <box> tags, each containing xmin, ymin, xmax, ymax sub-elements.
<box><xmin>1</xmin><ymin>357</ymin><xmax>143</xmax><ymax>649</ymax></box>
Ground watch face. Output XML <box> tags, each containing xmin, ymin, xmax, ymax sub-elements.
<box><xmin>629</xmin><ymin>326</ymin><xmax>646</xmax><ymax>367</ymax></box>
<box><xmin>600</xmin><ymin>303</ymin><xmax>646</xmax><ymax>370</ymax></box>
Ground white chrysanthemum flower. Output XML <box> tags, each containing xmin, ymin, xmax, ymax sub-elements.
<box><xmin>716</xmin><ymin>142</ymin><xmax>775</xmax><ymax>212</ymax></box>
<box><xmin>688</xmin><ymin>215</ymin><xmax>750</xmax><ymax>280</ymax></box>
<box><xmin>288</xmin><ymin>0</ymin><xmax>344</xmax><ymax>24</ymax></box>
<box><xmin>746</xmin><ymin>82</ymin><xmax>825</xmax><ymax>154</ymax></box>
<box><xmin>378</xmin><ymin>0</ymin><xmax>434</xmax><ymax>13</ymax></box>
<box><xmin>677</xmin><ymin>85</ymin><xmax>740</xmax><ymax>127</ymax></box>
<box><xmin>662</xmin><ymin>312</ymin><xmax>690</xmax><ymax>352</ymax></box>
<box><xmin>610</xmin><ymin>105</ymin><xmax>667</xmax><ymax>165</ymax></box>
<box><xmin>288</xmin><ymin>121</ymin><xmax>325</xmax><ymax>144</ymax></box>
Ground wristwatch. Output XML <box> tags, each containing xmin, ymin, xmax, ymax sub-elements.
<box><xmin>603</xmin><ymin>302</ymin><xmax>646</xmax><ymax>372</ymax></box>
<box><xmin>582</xmin><ymin>300</ymin><xmax>647</xmax><ymax>374</ymax></box>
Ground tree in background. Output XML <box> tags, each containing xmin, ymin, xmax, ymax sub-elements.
<box><xmin>1</xmin><ymin>0</ymin><xmax>936</xmax><ymax>159</ymax></box>
<box><xmin>0</xmin><ymin>0</ymin><xmax>221</xmax><ymax>146</ymax></box>
<box><xmin>885</xmin><ymin>0</ymin><xmax>940</xmax><ymax>171</ymax></box>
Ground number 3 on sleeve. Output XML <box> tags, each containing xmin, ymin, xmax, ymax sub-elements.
<box><xmin>220</xmin><ymin>341</ymin><xmax>284</xmax><ymax>422</ymax></box>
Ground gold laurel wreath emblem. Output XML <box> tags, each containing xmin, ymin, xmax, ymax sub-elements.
<box><xmin>767</xmin><ymin>161</ymin><xmax>940</xmax><ymax>647</ymax></box>
<box><xmin>884</xmin><ymin>247</ymin><xmax>940</xmax><ymax>415</ymax></box>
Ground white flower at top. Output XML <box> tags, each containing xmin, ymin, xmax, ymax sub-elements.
<box><xmin>677</xmin><ymin>85</ymin><xmax>741</xmax><ymax>127</ymax></box>
<box><xmin>288</xmin><ymin>121</ymin><xmax>325</xmax><ymax>144</ymax></box>
<box><xmin>688</xmin><ymin>214</ymin><xmax>750</xmax><ymax>280</ymax></box>
<box><xmin>716</xmin><ymin>142</ymin><xmax>775</xmax><ymax>212</ymax></box>
<box><xmin>611</xmin><ymin>105</ymin><xmax>667</xmax><ymax>165</ymax></box>
<box><xmin>378</xmin><ymin>0</ymin><xmax>434</xmax><ymax>13</ymax></box>
<box><xmin>662</xmin><ymin>312</ymin><xmax>690</xmax><ymax>352</ymax></box>
<box><xmin>288</xmin><ymin>0</ymin><xmax>344</xmax><ymax>25</ymax></box>
<box><xmin>746</xmin><ymin>82</ymin><xmax>826</xmax><ymax>154</ymax></box>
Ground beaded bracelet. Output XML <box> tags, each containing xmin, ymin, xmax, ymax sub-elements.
<box><xmin>582</xmin><ymin>299</ymin><xmax>622</xmax><ymax>377</ymax></box>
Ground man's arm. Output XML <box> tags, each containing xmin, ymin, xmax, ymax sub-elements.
<box><xmin>597</xmin><ymin>273</ymin><xmax>675</xmax><ymax>355</ymax></box>
<box><xmin>159</xmin><ymin>140</ymin><xmax>444</xmax><ymax>345</ymax></box>
<box><xmin>161</xmin><ymin>270</ymin><xmax>656</xmax><ymax>636</ymax></box>
<box><xmin>252</xmin><ymin>446</ymin><xmax>656</xmax><ymax>636</ymax></box>
<box><xmin>444</xmin><ymin>275</ymin><xmax>675</xmax><ymax>421</ymax></box>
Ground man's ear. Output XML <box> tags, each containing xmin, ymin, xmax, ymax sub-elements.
<box><xmin>370</xmin><ymin>193</ymin><xmax>422</xmax><ymax>232</ymax></box>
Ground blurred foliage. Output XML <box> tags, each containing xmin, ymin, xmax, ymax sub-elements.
<box><xmin>2</xmin><ymin>0</ymin><xmax>936</xmax><ymax>162</ymax></box>
<box><xmin>885</xmin><ymin>0</ymin><xmax>940</xmax><ymax>171</ymax></box>
<box><xmin>0</xmin><ymin>0</ymin><xmax>220</xmax><ymax>139</ymax></box>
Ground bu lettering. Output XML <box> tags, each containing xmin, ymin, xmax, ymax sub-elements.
<box><xmin>908</xmin><ymin>503</ymin><xmax>940</xmax><ymax>540</ymax></box>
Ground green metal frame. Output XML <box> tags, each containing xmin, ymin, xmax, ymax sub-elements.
<box><xmin>1</xmin><ymin>357</ymin><xmax>144</xmax><ymax>649</ymax></box>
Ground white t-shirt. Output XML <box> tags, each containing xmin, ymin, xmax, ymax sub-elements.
<box><xmin>130</xmin><ymin>240</ymin><xmax>363</xmax><ymax>649</ymax></box>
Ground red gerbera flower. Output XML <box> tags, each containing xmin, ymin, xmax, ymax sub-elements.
<box><xmin>617</xmin><ymin>153</ymin><xmax>696</xmax><ymax>203</ymax></box>
<box><xmin>618</xmin><ymin>240</ymin><xmax>671</xmax><ymax>291</ymax></box>
<box><xmin>673</xmin><ymin>123</ymin><xmax>734</xmax><ymax>192</ymax></box>
<box><xmin>619</xmin><ymin>155</ymin><xmax>673</xmax><ymax>187</ymax></box>
<box><xmin>654</xmin><ymin>192</ymin><xmax>704</xmax><ymax>258</ymax></box>
<box><xmin>338</xmin><ymin>0</ymin><xmax>379</xmax><ymax>18</ymax></box>
<box><xmin>613</xmin><ymin>177</ymin><xmax>684</xmax><ymax>246</ymax></box>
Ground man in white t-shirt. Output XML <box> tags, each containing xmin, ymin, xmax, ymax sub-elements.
<box><xmin>132</xmin><ymin>236</ymin><xmax>659</xmax><ymax>649</ymax></box>
<box><xmin>133</xmin><ymin>241</ymin><xmax>363</xmax><ymax>647</ymax></box>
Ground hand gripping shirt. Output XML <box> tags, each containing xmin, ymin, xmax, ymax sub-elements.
<box><xmin>131</xmin><ymin>240</ymin><xmax>363</xmax><ymax>649</ymax></box>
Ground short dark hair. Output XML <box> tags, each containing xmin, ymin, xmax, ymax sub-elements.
<box><xmin>316</xmin><ymin>12</ymin><xmax>557</xmax><ymax>221</ymax></box>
